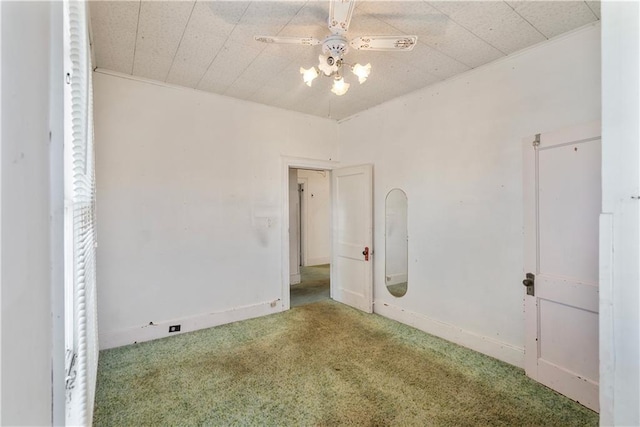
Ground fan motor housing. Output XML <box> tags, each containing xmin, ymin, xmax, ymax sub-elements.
<box><xmin>322</xmin><ymin>34</ymin><xmax>349</xmax><ymax>60</ymax></box>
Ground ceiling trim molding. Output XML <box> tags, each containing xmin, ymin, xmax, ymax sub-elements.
<box><xmin>93</xmin><ymin>68</ymin><xmax>339</xmax><ymax>122</ymax></box>
<box><xmin>474</xmin><ymin>20</ymin><xmax>600</xmax><ymax>66</ymax></box>
<box><xmin>94</xmin><ymin>20</ymin><xmax>599</xmax><ymax>124</ymax></box>
<box><xmin>336</xmin><ymin>21</ymin><xmax>601</xmax><ymax>124</ymax></box>
<box><xmin>94</xmin><ymin>68</ymin><xmax>207</xmax><ymax>94</ymax></box>
<box><xmin>385</xmin><ymin>20</ymin><xmax>601</xmax><ymax>104</ymax></box>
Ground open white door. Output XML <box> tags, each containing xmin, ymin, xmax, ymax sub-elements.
<box><xmin>523</xmin><ymin>122</ymin><xmax>601</xmax><ymax>412</ymax></box>
<box><xmin>331</xmin><ymin>164</ymin><xmax>373</xmax><ymax>313</ymax></box>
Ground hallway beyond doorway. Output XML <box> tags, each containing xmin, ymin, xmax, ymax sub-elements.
<box><xmin>290</xmin><ymin>264</ymin><xmax>330</xmax><ymax>307</ymax></box>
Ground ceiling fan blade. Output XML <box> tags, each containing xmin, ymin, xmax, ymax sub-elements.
<box><xmin>254</xmin><ymin>36</ymin><xmax>321</xmax><ymax>46</ymax></box>
<box><xmin>350</xmin><ymin>35</ymin><xmax>418</xmax><ymax>51</ymax></box>
<box><xmin>328</xmin><ymin>0</ymin><xmax>356</xmax><ymax>34</ymax></box>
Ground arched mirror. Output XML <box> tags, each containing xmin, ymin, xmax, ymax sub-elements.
<box><xmin>385</xmin><ymin>189</ymin><xmax>408</xmax><ymax>297</ymax></box>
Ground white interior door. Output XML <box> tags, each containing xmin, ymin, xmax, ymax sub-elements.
<box><xmin>331</xmin><ymin>164</ymin><xmax>373</xmax><ymax>313</ymax></box>
<box><xmin>523</xmin><ymin>122</ymin><xmax>601</xmax><ymax>412</ymax></box>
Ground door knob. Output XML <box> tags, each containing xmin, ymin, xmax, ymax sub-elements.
<box><xmin>362</xmin><ymin>246</ymin><xmax>370</xmax><ymax>261</ymax></box>
<box><xmin>523</xmin><ymin>273</ymin><xmax>535</xmax><ymax>296</ymax></box>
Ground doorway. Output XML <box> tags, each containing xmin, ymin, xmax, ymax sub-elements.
<box><xmin>289</xmin><ymin>168</ymin><xmax>331</xmax><ymax>307</ymax></box>
<box><xmin>281</xmin><ymin>158</ymin><xmax>373</xmax><ymax>313</ymax></box>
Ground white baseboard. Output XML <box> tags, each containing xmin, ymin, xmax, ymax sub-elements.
<box><xmin>99</xmin><ymin>300</ymin><xmax>282</xmax><ymax>350</ymax></box>
<box><xmin>306</xmin><ymin>257</ymin><xmax>330</xmax><ymax>266</ymax></box>
<box><xmin>385</xmin><ymin>272</ymin><xmax>408</xmax><ymax>285</ymax></box>
<box><xmin>374</xmin><ymin>301</ymin><xmax>524</xmax><ymax>368</ymax></box>
<box><xmin>290</xmin><ymin>273</ymin><xmax>301</xmax><ymax>285</ymax></box>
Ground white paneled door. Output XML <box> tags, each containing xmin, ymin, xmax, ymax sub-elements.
<box><xmin>331</xmin><ymin>165</ymin><xmax>373</xmax><ymax>313</ymax></box>
<box><xmin>523</xmin><ymin>122</ymin><xmax>601</xmax><ymax>412</ymax></box>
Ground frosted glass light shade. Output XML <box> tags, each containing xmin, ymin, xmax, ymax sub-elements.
<box><xmin>331</xmin><ymin>77</ymin><xmax>350</xmax><ymax>96</ymax></box>
<box><xmin>352</xmin><ymin>63</ymin><xmax>371</xmax><ymax>84</ymax></box>
<box><xmin>300</xmin><ymin>66</ymin><xmax>319</xmax><ymax>87</ymax></box>
<box><xmin>318</xmin><ymin>54</ymin><xmax>338</xmax><ymax>76</ymax></box>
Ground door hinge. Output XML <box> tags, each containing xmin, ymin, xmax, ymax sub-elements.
<box><xmin>532</xmin><ymin>134</ymin><xmax>541</xmax><ymax>147</ymax></box>
<box><xmin>523</xmin><ymin>273</ymin><xmax>535</xmax><ymax>296</ymax></box>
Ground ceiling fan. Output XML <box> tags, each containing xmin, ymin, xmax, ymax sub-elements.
<box><xmin>255</xmin><ymin>0</ymin><xmax>417</xmax><ymax>96</ymax></box>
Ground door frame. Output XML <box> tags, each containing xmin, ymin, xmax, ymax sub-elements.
<box><xmin>281</xmin><ymin>157</ymin><xmax>338</xmax><ymax>310</ymax></box>
<box><xmin>297</xmin><ymin>178</ymin><xmax>308</xmax><ymax>266</ymax></box>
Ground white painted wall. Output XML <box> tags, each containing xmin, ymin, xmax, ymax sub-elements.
<box><xmin>600</xmin><ymin>3</ymin><xmax>640</xmax><ymax>425</ymax></box>
<box><xmin>297</xmin><ymin>169</ymin><xmax>330</xmax><ymax>266</ymax></box>
<box><xmin>94</xmin><ymin>72</ymin><xmax>337</xmax><ymax>348</ymax></box>
<box><xmin>0</xmin><ymin>2</ymin><xmax>63</xmax><ymax>424</ymax></box>
<box><xmin>338</xmin><ymin>25</ymin><xmax>601</xmax><ymax>367</ymax></box>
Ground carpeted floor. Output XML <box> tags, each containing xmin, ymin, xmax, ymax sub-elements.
<box><xmin>93</xmin><ymin>300</ymin><xmax>597</xmax><ymax>426</ymax></box>
<box><xmin>290</xmin><ymin>264</ymin><xmax>330</xmax><ymax>307</ymax></box>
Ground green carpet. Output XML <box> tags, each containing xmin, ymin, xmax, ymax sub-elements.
<box><xmin>94</xmin><ymin>300</ymin><xmax>597</xmax><ymax>426</ymax></box>
<box><xmin>290</xmin><ymin>264</ymin><xmax>330</xmax><ymax>307</ymax></box>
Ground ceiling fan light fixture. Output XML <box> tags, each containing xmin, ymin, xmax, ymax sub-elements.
<box><xmin>331</xmin><ymin>77</ymin><xmax>350</xmax><ymax>96</ymax></box>
<box><xmin>256</xmin><ymin>0</ymin><xmax>417</xmax><ymax>98</ymax></box>
<box><xmin>318</xmin><ymin>54</ymin><xmax>338</xmax><ymax>76</ymax></box>
<box><xmin>300</xmin><ymin>66</ymin><xmax>319</xmax><ymax>87</ymax></box>
<box><xmin>352</xmin><ymin>62</ymin><xmax>371</xmax><ymax>84</ymax></box>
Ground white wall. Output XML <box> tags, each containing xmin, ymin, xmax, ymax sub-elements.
<box><xmin>0</xmin><ymin>2</ymin><xmax>63</xmax><ymax>424</ymax></box>
<box><xmin>94</xmin><ymin>72</ymin><xmax>337</xmax><ymax>348</ymax></box>
<box><xmin>600</xmin><ymin>3</ymin><xmax>640</xmax><ymax>425</ymax></box>
<box><xmin>338</xmin><ymin>25</ymin><xmax>601</xmax><ymax>366</ymax></box>
<box><xmin>298</xmin><ymin>169</ymin><xmax>330</xmax><ymax>266</ymax></box>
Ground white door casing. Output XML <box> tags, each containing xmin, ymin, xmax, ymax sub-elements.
<box><xmin>281</xmin><ymin>157</ymin><xmax>337</xmax><ymax>310</ymax></box>
<box><xmin>289</xmin><ymin>168</ymin><xmax>301</xmax><ymax>285</ymax></box>
<box><xmin>297</xmin><ymin>178</ymin><xmax>308</xmax><ymax>266</ymax></box>
<box><xmin>523</xmin><ymin>121</ymin><xmax>601</xmax><ymax>412</ymax></box>
<box><xmin>331</xmin><ymin>164</ymin><xmax>374</xmax><ymax>313</ymax></box>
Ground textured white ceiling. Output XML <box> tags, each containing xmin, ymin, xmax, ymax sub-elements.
<box><xmin>89</xmin><ymin>0</ymin><xmax>600</xmax><ymax>120</ymax></box>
